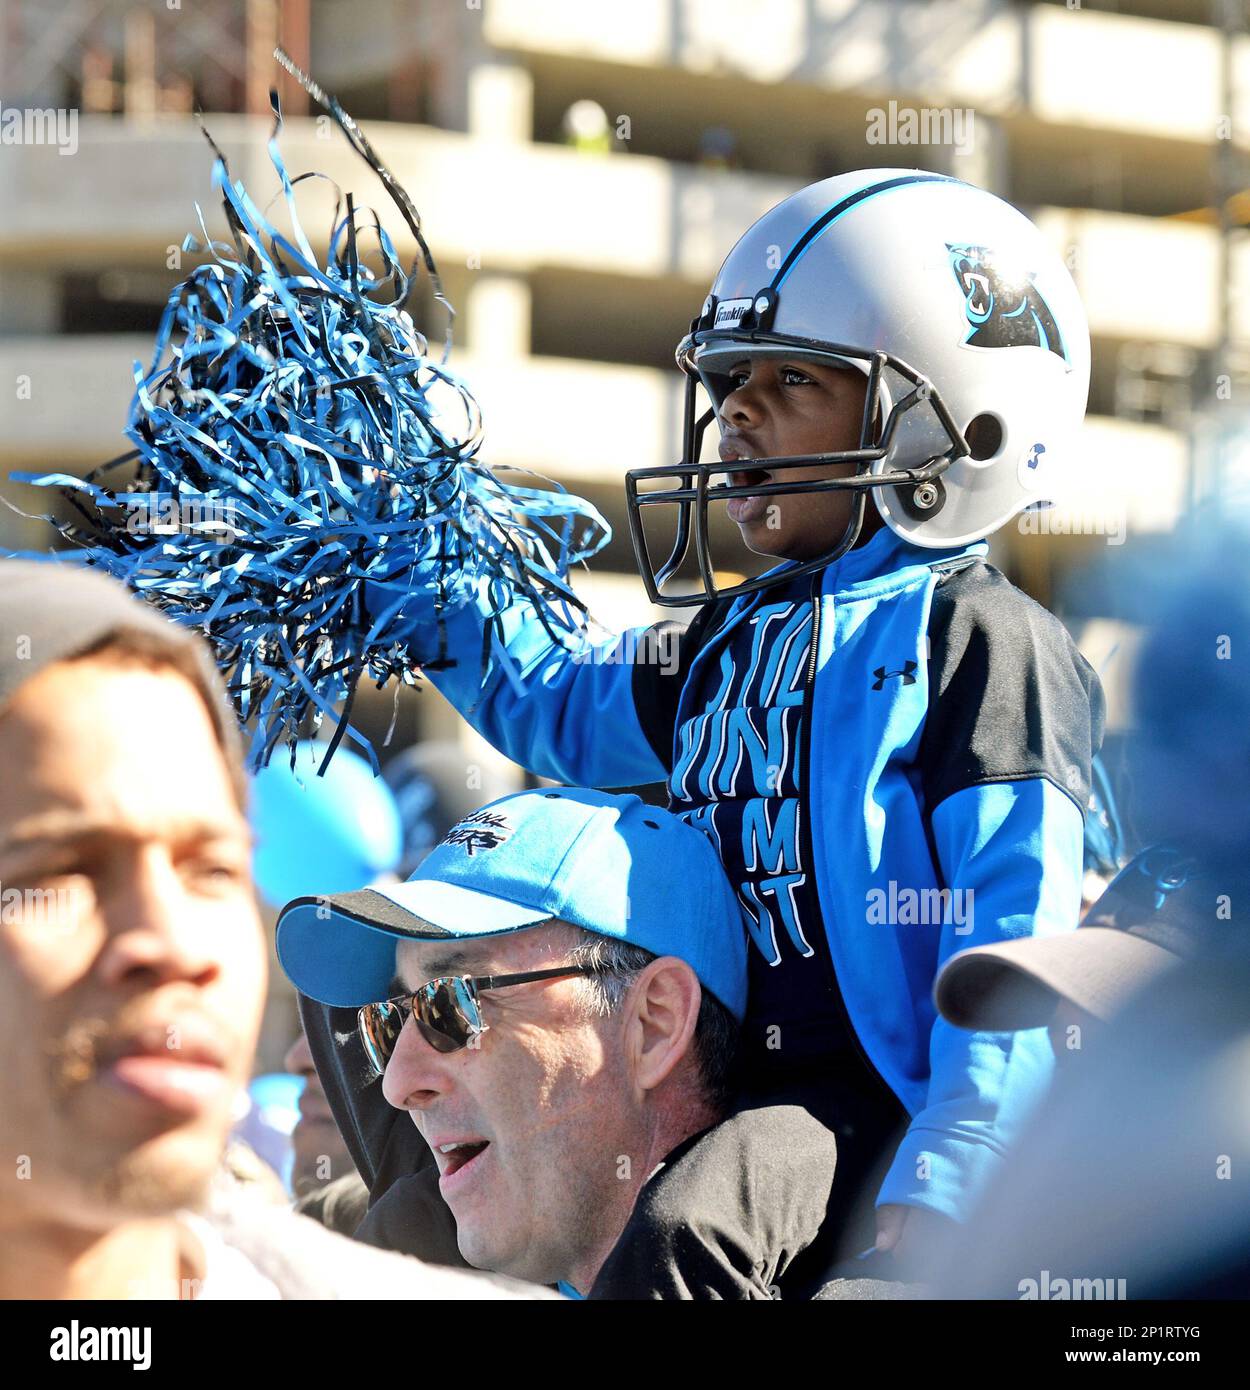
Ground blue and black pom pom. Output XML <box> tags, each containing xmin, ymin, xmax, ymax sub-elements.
<box><xmin>11</xmin><ymin>51</ymin><xmax>608</xmax><ymax>773</ymax></box>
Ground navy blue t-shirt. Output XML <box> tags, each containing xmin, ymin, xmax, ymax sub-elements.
<box><xmin>668</xmin><ymin>574</ymin><xmax>857</xmax><ymax>1072</ymax></box>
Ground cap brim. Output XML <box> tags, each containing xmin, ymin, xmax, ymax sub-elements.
<box><xmin>276</xmin><ymin>880</ymin><xmax>553</xmax><ymax>1008</ymax></box>
<box><xmin>934</xmin><ymin>929</ymin><xmax>1181</xmax><ymax>1032</ymax></box>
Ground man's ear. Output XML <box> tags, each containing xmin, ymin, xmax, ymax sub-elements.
<box><xmin>627</xmin><ymin>956</ymin><xmax>702</xmax><ymax>1095</ymax></box>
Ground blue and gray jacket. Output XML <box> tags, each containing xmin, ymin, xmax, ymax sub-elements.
<box><xmin>396</xmin><ymin>524</ymin><xmax>1104</xmax><ymax>1221</ymax></box>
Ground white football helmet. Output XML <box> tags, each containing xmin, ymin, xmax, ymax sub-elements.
<box><xmin>626</xmin><ymin>169</ymin><xmax>1091</xmax><ymax>605</ymax></box>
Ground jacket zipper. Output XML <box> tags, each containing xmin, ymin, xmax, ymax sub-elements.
<box><xmin>801</xmin><ymin>571</ymin><xmax>904</xmax><ymax>1115</ymax></box>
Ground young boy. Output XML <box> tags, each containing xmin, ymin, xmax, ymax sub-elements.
<box><xmin>365</xmin><ymin>168</ymin><xmax>1105</xmax><ymax>1293</ymax></box>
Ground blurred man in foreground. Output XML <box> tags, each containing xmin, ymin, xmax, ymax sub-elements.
<box><xmin>924</xmin><ymin>521</ymin><xmax>1250</xmax><ymax>1300</ymax></box>
<box><xmin>0</xmin><ymin>559</ymin><xmax>546</xmax><ymax>1299</ymax></box>
<box><xmin>936</xmin><ymin>843</ymin><xmax>1218</xmax><ymax>1075</ymax></box>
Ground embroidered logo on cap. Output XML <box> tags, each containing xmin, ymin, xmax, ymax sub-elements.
<box><xmin>443</xmin><ymin>810</ymin><xmax>511</xmax><ymax>855</ymax></box>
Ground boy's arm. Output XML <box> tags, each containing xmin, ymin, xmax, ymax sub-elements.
<box><xmin>370</xmin><ymin>570</ymin><xmax>700</xmax><ymax>788</ymax></box>
<box><xmin>875</xmin><ymin>562</ymin><xmax>1106</xmax><ymax>1227</ymax></box>
<box><xmin>876</xmin><ymin>776</ymin><xmax>1085</xmax><ymax>1224</ymax></box>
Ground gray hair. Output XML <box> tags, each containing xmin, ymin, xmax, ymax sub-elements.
<box><xmin>564</xmin><ymin>928</ymin><xmax>739</xmax><ymax>1113</ymax></box>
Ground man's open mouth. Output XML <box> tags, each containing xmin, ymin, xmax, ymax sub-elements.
<box><xmin>436</xmin><ymin>1139</ymin><xmax>490</xmax><ymax>1177</ymax></box>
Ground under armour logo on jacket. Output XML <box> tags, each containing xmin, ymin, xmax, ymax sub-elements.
<box><xmin>871</xmin><ymin>660</ymin><xmax>918</xmax><ymax>691</ymax></box>
<box><xmin>443</xmin><ymin>811</ymin><xmax>511</xmax><ymax>854</ymax></box>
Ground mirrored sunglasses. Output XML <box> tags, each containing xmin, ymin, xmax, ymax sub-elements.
<box><xmin>357</xmin><ymin>965</ymin><xmax>597</xmax><ymax>1075</ymax></box>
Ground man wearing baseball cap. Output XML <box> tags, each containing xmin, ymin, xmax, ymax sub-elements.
<box><xmin>279</xmin><ymin>787</ymin><xmax>845</xmax><ymax>1298</ymax></box>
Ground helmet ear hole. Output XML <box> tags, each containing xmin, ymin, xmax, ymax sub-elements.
<box><xmin>964</xmin><ymin>413</ymin><xmax>1003</xmax><ymax>461</ymax></box>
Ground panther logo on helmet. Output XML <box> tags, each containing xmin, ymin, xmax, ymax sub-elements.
<box><xmin>946</xmin><ymin>244</ymin><xmax>1069</xmax><ymax>366</ymax></box>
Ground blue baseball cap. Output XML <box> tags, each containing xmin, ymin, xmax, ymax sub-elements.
<box><xmin>276</xmin><ymin>787</ymin><xmax>749</xmax><ymax>1021</ymax></box>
